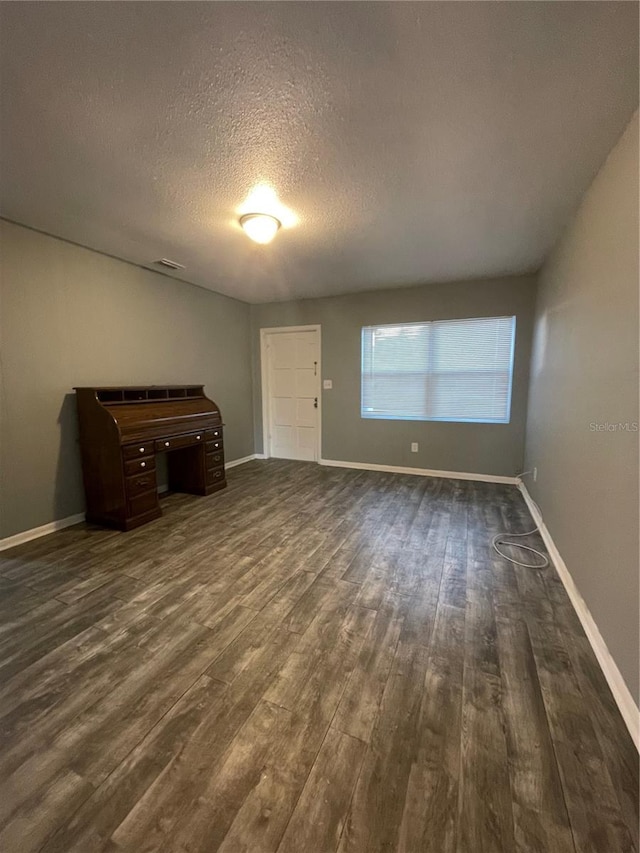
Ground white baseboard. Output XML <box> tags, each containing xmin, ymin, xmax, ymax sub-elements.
<box><xmin>519</xmin><ymin>482</ymin><xmax>639</xmax><ymax>750</ymax></box>
<box><xmin>225</xmin><ymin>453</ymin><xmax>264</xmax><ymax>469</ymax></box>
<box><xmin>319</xmin><ymin>457</ymin><xmax>518</xmax><ymax>485</ymax></box>
<box><xmin>0</xmin><ymin>512</ymin><xmax>86</xmax><ymax>552</ymax></box>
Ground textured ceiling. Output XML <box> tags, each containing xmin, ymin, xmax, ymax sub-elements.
<box><xmin>0</xmin><ymin>2</ymin><xmax>638</xmax><ymax>303</ymax></box>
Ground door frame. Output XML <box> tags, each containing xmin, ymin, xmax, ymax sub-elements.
<box><xmin>260</xmin><ymin>324</ymin><xmax>322</xmax><ymax>461</ymax></box>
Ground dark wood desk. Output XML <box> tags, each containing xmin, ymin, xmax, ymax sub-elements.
<box><xmin>75</xmin><ymin>385</ymin><xmax>226</xmax><ymax>530</ymax></box>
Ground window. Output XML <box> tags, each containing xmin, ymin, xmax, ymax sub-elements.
<box><xmin>361</xmin><ymin>316</ymin><xmax>516</xmax><ymax>423</ymax></box>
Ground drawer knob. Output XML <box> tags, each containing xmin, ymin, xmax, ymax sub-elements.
<box><xmin>139</xmin><ymin>447</ymin><xmax>145</xmax><ymax>453</ymax></box>
<box><xmin>196</xmin><ymin>435</ymin><xmax>201</xmax><ymax>440</ymax></box>
<box><xmin>140</xmin><ymin>461</ymin><xmax>146</xmax><ymax>468</ymax></box>
<box><xmin>164</xmin><ymin>441</ymin><xmax>170</xmax><ymax>447</ymax></box>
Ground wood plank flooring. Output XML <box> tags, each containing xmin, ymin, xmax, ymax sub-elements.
<box><xmin>0</xmin><ymin>459</ymin><xmax>637</xmax><ymax>853</ymax></box>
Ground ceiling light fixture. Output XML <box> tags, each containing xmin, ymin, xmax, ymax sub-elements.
<box><xmin>239</xmin><ymin>212</ymin><xmax>281</xmax><ymax>245</ymax></box>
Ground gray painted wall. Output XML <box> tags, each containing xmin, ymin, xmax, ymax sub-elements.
<box><xmin>525</xmin><ymin>113</ymin><xmax>639</xmax><ymax>702</ymax></box>
<box><xmin>251</xmin><ymin>276</ymin><xmax>537</xmax><ymax>477</ymax></box>
<box><xmin>0</xmin><ymin>220</ymin><xmax>254</xmax><ymax>538</ymax></box>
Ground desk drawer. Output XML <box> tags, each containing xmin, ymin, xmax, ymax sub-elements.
<box><xmin>155</xmin><ymin>432</ymin><xmax>204</xmax><ymax>453</ymax></box>
<box><xmin>206</xmin><ymin>467</ymin><xmax>225</xmax><ymax>486</ymax></box>
<box><xmin>206</xmin><ymin>451</ymin><xmax>224</xmax><ymax>470</ymax></box>
<box><xmin>122</xmin><ymin>442</ymin><xmax>154</xmax><ymax>460</ymax></box>
<box><xmin>128</xmin><ymin>489</ymin><xmax>159</xmax><ymax>518</ymax></box>
<box><xmin>205</xmin><ymin>439</ymin><xmax>223</xmax><ymax>453</ymax></box>
<box><xmin>125</xmin><ymin>471</ymin><xmax>157</xmax><ymax>498</ymax></box>
<box><xmin>124</xmin><ymin>456</ymin><xmax>156</xmax><ymax>477</ymax></box>
<box><xmin>206</xmin><ymin>427</ymin><xmax>223</xmax><ymax>441</ymax></box>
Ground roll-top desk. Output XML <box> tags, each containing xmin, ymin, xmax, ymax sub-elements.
<box><xmin>75</xmin><ymin>385</ymin><xmax>226</xmax><ymax>530</ymax></box>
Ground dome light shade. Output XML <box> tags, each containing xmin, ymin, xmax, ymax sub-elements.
<box><xmin>239</xmin><ymin>212</ymin><xmax>281</xmax><ymax>244</ymax></box>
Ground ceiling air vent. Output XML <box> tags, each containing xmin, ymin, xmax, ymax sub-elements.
<box><xmin>154</xmin><ymin>258</ymin><xmax>185</xmax><ymax>270</ymax></box>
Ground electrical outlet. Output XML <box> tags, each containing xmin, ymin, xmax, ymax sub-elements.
<box><xmin>533</xmin><ymin>467</ymin><xmax>538</xmax><ymax>482</ymax></box>
<box><xmin>411</xmin><ymin>442</ymin><xmax>419</xmax><ymax>453</ymax></box>
<box><xmin>323</xmin><ymin>379</ymin><xmax>332</xmax><ymax>390</ymax></box>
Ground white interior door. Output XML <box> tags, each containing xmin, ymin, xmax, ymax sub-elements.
<box><xmin>266</xmin><ymin>329</ymin><xmax>320</xmax><ymax>461</ymax></box>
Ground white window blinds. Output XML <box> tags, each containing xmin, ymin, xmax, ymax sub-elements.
<box><xmin>361</xmin><ymin>316</ymin><xmax>516</xmax><ymax>423</ymax></box>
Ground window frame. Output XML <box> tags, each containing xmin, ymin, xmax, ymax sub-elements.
<box><xmin>360</xmin><ymin>315</ymin><xmax>517</xmax><ymax>425</ymax></box>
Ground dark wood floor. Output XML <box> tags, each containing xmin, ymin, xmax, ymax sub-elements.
<box><xmin>0</xmin><ymin>460</ymin><xmax>637</xmax><ymax>853</ymax></box>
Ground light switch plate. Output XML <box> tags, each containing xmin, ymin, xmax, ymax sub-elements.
<box><xmin>323</xmin><ymin>379</ymin><xmax>333</xmax><ymax>389</ymax></box>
